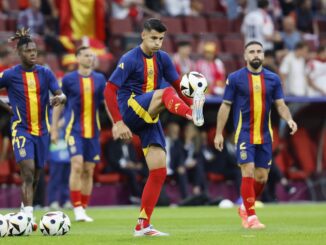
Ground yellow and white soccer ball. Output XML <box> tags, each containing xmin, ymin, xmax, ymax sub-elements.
<box><xmin>180</xmin><ymin>71</ymin><xmax>208</xmax><ymax>98</ymax></box>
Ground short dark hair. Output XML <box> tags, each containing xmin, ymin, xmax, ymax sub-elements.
<box><xmin>316</xmin><ymin>45</ymin><xmax>325</xmax><ymax>54</ymax></box>
<box><xmin>177</xmin><ymin>40</ymin><xmax>191</xmax><ymax>47</ymax></box>
<box><xmin>9</xmin><ymin>28</ymin><xmax>34</xmax><ymax>49</ymax></box>
<box><xmin>294</xmin><ymin>41</ymin><xmax>308</xmax><ymax>50</ymax></box>
<box><xmin>75</xmin><ymin>46</ymin><xmax>90</xmax><ymax>56</ymax></box>
<box><xmin>143</xmin><ymin>18</ymin><xmax>167</xmax><ymax>33</ymax></box>
<box><xmin>258</xmin><ymin>0</ymin><xmax>269</xmax><ymax>8</ymax></box>
<box><xmin>245</xmin><ymin>41</ymin><xmax>263</xmax><ymax>50</ymax></box>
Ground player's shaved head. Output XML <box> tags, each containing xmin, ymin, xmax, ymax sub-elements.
<box><xmin>143</xmin><ymin>18</ymin><xmax>167</xmax><ymax>33</ymax></box>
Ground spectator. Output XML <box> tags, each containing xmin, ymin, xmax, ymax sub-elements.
<box><xmin>241</xmin><ymin>0</ymin><xmax>280</xmax><ymax>51</ymax></box>
<box><xmin>196</xmin><ymin>41</ymin><xmax>226</xmax><ymax>96</ymax></box>
<box><xmin>280</xmin><ymin>42</ymin><xmax>309</xmax><ymax>96</ymax></box>
<box><xmin>104</xmin><ymin>138</ymin><xmax>147</xmax><ymax>204</ymax></box>
<box><xmin>306</xmin><ymin>45</ymin><xmax>326</xmax><ymax>96</ymax></box>
<box><xmin>263</xmin><ymin>50</ymin><xmax>278</xmax><ymax>74</ymax></box>
<box><xmin>163</xmin><ymin>0</ymin><xmax>191</xmax><ymax>16</ymax></box>
<box><xmin>294</xmin><ymin>0</ymin><xmax>318</xmax><ymax>35</ymax></box>
<box><xmin>47</xmin><ymin>116</ymin><xmax>71</xmax><ymax>209</ymax></box>
<box><xmin>165</xmin><ymin>121</ymin><xmax>189</xmax><ymax>199</ymax></box>
<box><xmin>17</xmin><ymin>0</ymin><xmax>45</xmax><ymax>35</ymax></box>
<box><xmin>183</xmin><ymin>122</ymin><xmax>208</xmax><ymax>197</ymax></box>
<box><xmin>280</xmin><ymin>16</ymin><xmax>302</xmax><ymax>51</ymax></box>
<box><xmin>172</xmin><ymin>41</ymin><xmax>195</xmax><ymax>76</ymax></box>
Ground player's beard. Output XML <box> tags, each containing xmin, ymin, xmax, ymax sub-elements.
<box><xmin>249</xmin><ymin>59</ymin><xmax>262</xmax><ymax>69</ymax></box>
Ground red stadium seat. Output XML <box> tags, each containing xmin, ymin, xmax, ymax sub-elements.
<box><xmin>108</xmin><ymin>18</ymin><xmax>133</xmax><ymax>36</ymax></box>
<box><xmin>222</xmin><ymin>34</ymin><xmax>244</xmax><ymax>55</ymax></box>
<box><xmin>201</xmin><ymin>0</ymin><xmax>218</xmax><ymax>15</ymax></box>
<box><xmin>207</xmin><ymin>173</ymin><xmax>225</xmax><ymax>182</ymax></box>
<box><xmin>161</xmin><ymin>17</ymin><xmax>184</xmax><ymax>35</ymax></box>
<box><xmin>183</xmin><ymin>16</ymin><xmax>208</xmax><ymax>34</ymax></box>
<box><xmin>161</xmin><ymin>35</ymin><xmax>174</xmax><ymax>54</ymax></box>
<box><xmin>218</xmin><ymin>53</ymin><xmax>237</xmax><ymax>75</ymax></box>
<box><xmin>0</xmin><ymin>16</ymin><xmax>6</xmax><ymax>31</ymax></box>
<box><xmin>6</xmin><ymin>16</ymin><xmax>17</xmax><ymax>32</ymax></box>
<box><xmin>0</xmin><ymin>160</ymin><xmax>10</xmax><ymax>184</ymax></box>
<box><xmin>207</xmin><ymin>17</ymin><xmax>230</xmax><ymax>36</ymax></box>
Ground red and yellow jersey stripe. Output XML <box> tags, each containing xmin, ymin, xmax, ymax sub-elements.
<box><xmin>79</xmin><ymin>76</ymin><xmax>95</xmax><ymax>138</ymax></box>
<box><xmin>22</xmin><ymin>71</ymin><xmax>42</xmax><ymax>136</ymax></box>
<box><xmin>248</xmin><ymin>73</ymin><xmax>266</xmax><ymax>144</ymax></box>
<box><xmin>142</xmin><ymin>56</ymin><xmax>158</xmax><ymax>93</ymax></box>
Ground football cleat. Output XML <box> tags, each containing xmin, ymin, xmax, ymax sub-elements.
<box><xmin>238</xmin><ymin>207</ymin><xmax>248</xmax><ymax>228</ymax></box>
<box><xmin>247</xmin><ymin>216</ymin><xmax>266</xmax><ymax>229</ymax></box>
<box><xmin>74</xmin><ymin>206</ymin><xmax>94</xmax><ymax>222</ymax></box>
<box><xmin>134</xmin><ymin>225</ymin><xmax>169</xmax><ymax>237</ymax></box>
<box><xmin>192</xmin><ymin>90</ymin><xmax>205</xmax><ymax>127</ymax></box>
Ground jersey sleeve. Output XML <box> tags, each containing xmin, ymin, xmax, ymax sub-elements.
<box><xmin>161</xmin><ymin>52</ymin><xmax>179</xmax><ymax>83</ymax></box>
<box><xmin>46</xmin><ymin>68</ymin><xmax>60</xmax><ymax>94</ymax></box>
<box><xmin>222</xmin><ymin>75</ymin><xmax>236</xmax><ymax>104</ymax></box>
<box><xmin>98</xmin><ymin>74</ymin><xmax>107</xmax><ymax>101</ymax></box>
<box><xmin>61</xmin><ymin>75</ymin><xmax>69</xmax><ymax>96</ymax></box>
<box><xmin>0</xmin><ymin>70</ymin><xmax>9</xmax><ymax>89</ymax></box>
<box><xmin>273</xmin><ymin>74</ymin><xmax>284</xmax><ymax>100</ymax></box>
<box><xmin>109</xmin><ymin>55</ymin><xmax>134</xmax><ymax>87</ymax></box>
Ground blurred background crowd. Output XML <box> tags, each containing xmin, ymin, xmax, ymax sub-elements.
<box><xmin>0</xmin><ymin>0</ymin><xmax>325</xmax><ymax>208</ymax></box>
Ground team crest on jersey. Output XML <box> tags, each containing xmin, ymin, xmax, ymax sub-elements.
<box><xmin>254</xmin><ymin>84</ymin><xmax>261</xmax><ymax>91</ymax></box>
<box><xmin>148</xmin><ymin>69</ymin><xmax>154</xmax><ymax>75</ymax></box>
<box><xmin>240</xmin><ymin>150</ymin><xmax>247</xmax><ymax>160</ymax></box>
<box><xmin>118</xmin><ymin>63</ymin><xmax>124</xmax><ymax>69</ymax></box>
<box><xmin>19</xmin><ymin>148</ymin><xmax>26</xmax><ymax>158</ymax></box>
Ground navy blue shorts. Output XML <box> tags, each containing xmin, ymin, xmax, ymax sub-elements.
<box><xmin>12</xmin><ymin>130</ymin><xmax>49</xmax><ymax>169</ymax></box>
<box><xmin>236</xmin><ymin>141</ymin><xmax>272</xmax><ymax>169</ymax></box>
<box><xmin>123</xmin><ymin>92</ymin><xmax>166</xmax><ymax>155</ymax></box>
<box><xmin>67</xmin><ymin>133</ymin><xmax>100</xmax><ymax>163</ymax></box>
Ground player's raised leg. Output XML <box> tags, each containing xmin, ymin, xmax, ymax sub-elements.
<box><xmin>134</xmin><ymin>146</ymin><xmax>169</xmax><ymax>237</ymax></box>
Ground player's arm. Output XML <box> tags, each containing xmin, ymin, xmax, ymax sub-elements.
<box><xmin>214</xmin><ymin>77</ymin><xmax>235</xmax><ymax>151</ymax></box>
<box><xmin>47</xmin><ymin>69</ymin><xmax>66</xmax><ymax>106</ymax></box>
<box><xmin>274</xmin><ymin>99</ymin><xmax>297</xmax><ymax>135</ymax></box>
<box><xmin>104</xmin><ymin>57</ymin><xmax>133</xmax><ymax>140</ymax></box>
<box><xmin>214</xmin><ymin>102</ymin><xmax>231</xmax><ymax>151</ymax></box>
<box><xmin>0</xmin><ymin>99</ymin><xmax>12</xmax><ymax>115</ymax></box>
<box><xmin>162</xmin><ymin>52</ymin><xmax>192</xmax><ymax>106</ymax></box>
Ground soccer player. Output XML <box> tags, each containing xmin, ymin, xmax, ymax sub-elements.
<box><xmin>51</xmin><ymin>46</ymin><xmax>106</xmax><ymax>222</ymax></box>
<box><xmin>104</xmin><ymin>18</ymin><xmax>205</xmax><ymax>236</ymax></box>
<box><xmin>214</xmin><ymin>41</ymin><xmax>297</xmax><ymax>229</ymax></box>
<box><xmin>0</xmin><ymin>28</ymin><xmax>66</xmax><ymax>229</ymax></box>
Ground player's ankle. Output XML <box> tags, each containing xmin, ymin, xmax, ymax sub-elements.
<box><xmin>135</xmin><ymin>218</ymin><xmax>150</xmax><ymax>230</ymax></box>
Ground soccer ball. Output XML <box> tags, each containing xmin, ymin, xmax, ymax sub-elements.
<box><xmin>5</xmin><ymin>212</ymin><xmax>32</xmax><ymax>236</ymax></box>
<box><xmin>51</xmin><ymin>211</ymin><xmax>71</xmax><ymax>235</ymax></box>
<box><xmin>180</xmin><ymin>71</ymin><xmax>208</xmax><ymax>98</ymax></box>
<box><xmin>0</xmin><ymin>214</ymin><xmax>9</xmax><ymax>237</ymax></box>
<box><xmin>39</xmin><ymin>211</ymin><xmax>65</xmax><ymax>236</ymax></box>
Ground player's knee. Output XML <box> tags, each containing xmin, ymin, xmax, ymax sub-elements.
<box><xmin>22</xmin><ymin>173</ymin><xmax>34</xmax><ymax>185</ymax></box>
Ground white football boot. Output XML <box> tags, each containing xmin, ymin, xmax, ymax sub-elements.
<box><xmin>74</xmin><ymin>206</ymin><xmax>94</xmax><ymax>222</ymax></box>
<box><xmin>192</xmin><ymin>89</ymin><xmax>205</xmax><ymax>127</ymax></box>
<box><xmin>134</xmin><ymin>225</ymin><xmax>169</xmax><ymax>237</ymax></box>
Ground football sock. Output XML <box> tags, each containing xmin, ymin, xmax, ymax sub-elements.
<box><xmin>162</xmin><ymin>87</ymin><xmax>192</xmax><ymax>118</ymax></box>
<box><xmin>136</xmin><ymin>168</ymin><xmax>166</xmax><ymax>230</ymax></box>
<box><xmin>241</xmin><ymin>177</ymin><xmax>256</xmax><ymax>217</ymax></box>
<box><xmin>81</xmin><ymin>194</ymin><xmax>90</xmax><ymax>208</ymax></box>
<box><xmin>254</xmin><ymin>181</ymin><xmax>265</xmax><ymax>199</ymax></box>
<box><xmin>70</xmin><ymin>190</ymin><xmax>82</xmax><ymax>207</ymax></box>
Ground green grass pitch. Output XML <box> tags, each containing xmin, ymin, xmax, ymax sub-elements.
<box><xmin>1</xmin><ymin>203</ymin><xmax>326</xmax><ymax>245</ymax></box>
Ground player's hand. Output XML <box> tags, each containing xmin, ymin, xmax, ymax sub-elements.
<box><xmin>50</xmin><ymin>128</ymin><xmax>59</xmax><ymax>144</ymax></box>
<box><xmin>214</xmin><ymin>133</ymin><xmax>224</xmax><ymax>152</ymax></box>
<box><xmin>50</xmin><ymin>94</ymin><xmax>66</xmax><ymax>106</ymax></box>
<box><xmin>113</xmin><ymin>121</ymin><xmax>132</xmax><ymax>141</ymax></box>
<box><xmin>287</xmin><ymin>119</ymin><xmax>297</xmax><ymax>135</ymax></box>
